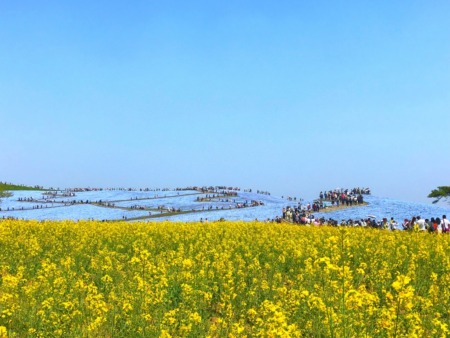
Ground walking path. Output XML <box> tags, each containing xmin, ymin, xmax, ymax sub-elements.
<box><xmin>9</xmin><ymin>190</ymin><xmax>260</xmax><ymax>222</ymax></box>
<box><xmin>318</xmin><ymin>201</ymin><xmax>368</xmax><ymax>213</ymax></box>
<box><xmin>109</xmin><ymin>204</ymin><xmax>260</xmax><ymax>222</ymax></box>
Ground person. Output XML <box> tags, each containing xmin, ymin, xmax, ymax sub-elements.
<box><xmin>402</xmin><ymin>219</ymin><xmax>410</xmax><ymax>231</ymax></box>
<box><xmin>389</xmin><ymin>217</ymin><xmax>398</xmax><ymax>230</ymax></box>
<box><xmin>428</xmin><ymin>218</ymin><xmax>436</xmax><ymax>232</ymax></box>
<box><xmin>411</xmin><ymin>217</ymin><xmax>417</xmax><ymax>231</ymax></box>
<box><xmin>436</xmin><ymin>218</ymin><xmax>442</xmax><ymax>234</ymax></box>
<box><xmin>441</xmin><ymin>215</ymin><xmax>450</xmax><ymax>233</ymax></box>
<box><xmin>416</xmin><ymin>216</ymin><xmax>427</xmax><ymax>231</ymax></box>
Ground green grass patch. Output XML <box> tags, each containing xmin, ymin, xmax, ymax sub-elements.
<box><xmin>0</xmin><ymin>182</ymin><xmax>46</xmax><ymax>191</ymax></box>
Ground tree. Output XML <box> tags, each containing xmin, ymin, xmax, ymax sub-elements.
<box><xmin>428</xmin><ymin>186</ymin><xmax>450</xmax><ymax>204</ymax></box>
<box><xmin>0</xmin><ymin>190</ymin><xmax>12</xmax><ymax>208</ymax></box>
<box><xmin>0</xmin><ymin>191</ymin><xmax>12</xmax><ymax>198</ymax></box>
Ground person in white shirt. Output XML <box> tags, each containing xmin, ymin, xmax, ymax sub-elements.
<box><xmin>441</xmin><ymin>215</ymin><xmax>450</xmax><ymax>233</ymax></box>
<box><xmin>389</xmin><ymin>217</ymin><xmax>398</xmax><ymax>230</ymax></box>
<box><xmin>416</xmin><ymin>216</ymin><xmax>427</xmax><ymax>231</ymax></box>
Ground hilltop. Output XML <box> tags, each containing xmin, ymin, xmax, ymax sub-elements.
<box><xmin>0</xmin><ymin>182</ymin><xmax>46</xmax><ymax>192</ymax></box>
<box><xmin>0</xmin><ymin>182</ymin><xmax>45</xmax><ymax>198</ymax></box>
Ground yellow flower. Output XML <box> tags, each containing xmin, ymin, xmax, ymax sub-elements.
<box><xmin>189</xmin><ymin>312</ymin><xmax>202</xmax><ymax>324</ymax></box>
<box><xmin>160</xmin><ymin>329</ymin><xmax>172</xmax><ymax>338</ymax></box>
<box><xmin>122</xmin><ymin>301</ymin><xmax>133</xmax><ymax>312</ymax></box>
<box><xmin>0</xmin><ymin>326</ymin><xmax>7</xmax><ymax>338</ymax></box>
<box><xmin>392</xmin><ymin>274</ymin><xmax>411</xmax><ymax>291</ymax></box>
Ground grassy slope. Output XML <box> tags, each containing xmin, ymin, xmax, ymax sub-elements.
<box><xmin>0</xmin><ymin>182</ymin><xmax>45</xmax><ymax>191</ymax></box>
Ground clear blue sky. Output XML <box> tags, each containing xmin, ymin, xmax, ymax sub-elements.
<box><xmin>1</xmin><ymin>1</ymin><xmax>449</xmax><ymax>203</ymax></box>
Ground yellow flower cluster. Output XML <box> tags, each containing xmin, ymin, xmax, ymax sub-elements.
<box><xmin>1</xmin><ymin>220</ymin><xmax>450</xmax><ymax>337</ymax></box>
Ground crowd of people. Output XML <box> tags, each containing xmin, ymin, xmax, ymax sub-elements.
<box><xmin>319</xmin><ymin>187</ymin><xmax>369</xmax><ymax>207</ymax></box>
<box><xmin>279</xmin><ymin>187</ymin><xmax>450</xmax><ymax>232</ymax></box>
<box><xmin>279</xmin><ymin>205</ymin><xmax>450</xmax><ymax>233</ymax></box>
<box><xmin>397</xmin><ymin>215</ymin><xmax>450</xmax><ymax>233</ymax></box>
<box><xmin>331</xmin><ymin>214</ymin><xmax>450</xmax><ymax>232</ymax></box>
<box><xmin>288</xmin><ymin>187</ymin><xmax>368</xmax><ymax>214</ymax></box>
<box><xmin>42</xmin><ymin>192</ymin><xmax>75</xmax><ymax>198</ymax></box>
<box><xmin>320</xmin><ymin>187</ymin><xmax>370</xmax><ymax>199</ymax></box>
<box><xmin>281</xmin><ymin>206</ymin><xmax>315</xmax><ymax>224</ymax></box>
<box><xmin>0</xmin><ymin>204</ymin><xmax>56</xmax><ymax>212</ymax></box>
<box><xmin>195</xmin><ymin>192</ymin><xmax>238</xmax><ymax>202</ymax></box>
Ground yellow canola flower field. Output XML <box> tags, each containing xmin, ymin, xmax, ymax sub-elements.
<box><xmin>1</xmin><ymin>220</ymin><xmax>450</xmax><ymax>337</ymax></box>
